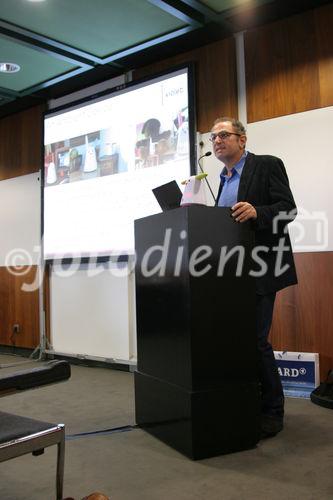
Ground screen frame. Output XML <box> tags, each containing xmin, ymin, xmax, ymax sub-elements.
<box><xmin>41</xmin><ymin>62</ymin><xmax>197</xmax><ymax>263</ymax></box>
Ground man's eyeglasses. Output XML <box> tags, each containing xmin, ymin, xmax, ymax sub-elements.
<box><xmin>209</xmin><ymin>131</ymin><xmax>241</xmax><ymax>142</ymax></box>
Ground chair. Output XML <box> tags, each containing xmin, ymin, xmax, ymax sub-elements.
<box><xmin>0</xmin><ymin>359</ymin><xmax>71</xmax><ymax>500</ymax></box>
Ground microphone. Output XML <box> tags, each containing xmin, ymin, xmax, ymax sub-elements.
<box><xmin>197</xmin><ymin>151</ymin><xmax>216</xmax><ymax>203</ymax></box>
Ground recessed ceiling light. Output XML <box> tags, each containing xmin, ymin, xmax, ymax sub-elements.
<box><xmin>0</xmin><ymin>62</ymin><xmax>21</xmax><ymax>73</ymax></box>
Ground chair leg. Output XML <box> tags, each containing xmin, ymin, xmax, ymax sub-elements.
<box><xmin>56</xmin><ymin>429</ymin><xmax>65</xmax><ymax>500</ymax></box>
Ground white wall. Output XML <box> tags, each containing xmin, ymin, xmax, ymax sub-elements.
<box><xmin>247</xmin><ymin>107</ymin><xmax>332</xmax><ymax>252</ymax></box>
<box><xmin>0</xmin><ymin>172</ymin><xmax>40</xmax><ymax>266</ymax></box>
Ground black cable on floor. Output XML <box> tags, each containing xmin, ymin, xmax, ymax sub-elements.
<box><xmin>66</xmin><ymin>424</ymin><xmax>138</xmax><ymax>440</ymax></box>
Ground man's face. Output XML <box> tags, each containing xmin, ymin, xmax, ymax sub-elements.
<box><xmin>211</xmin><ymin>121</ymin><xmax>246</xmax><ymax>164</ymax></box>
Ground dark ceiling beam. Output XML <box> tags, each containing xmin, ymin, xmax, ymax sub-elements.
<box><xmin>147</xmin><ymin>0</ymin><xmax>205</xmax><ymax>27</ymax></box>
<box><xmin>179</xmin><ymin>0</ymin><xmax>234</xmax><ymax>31</ymax></box>
<box><xmin>0</xmin><ymin>33</ymin><xmax>93</xmax><ymax>75</ymax></box>
<box><xmin>0</xmin><ymin>20</ymin><xmax>123</xmax><ymax>70</ymax></box>
<box><xmin>0</xmin><ymin>24</ymin><xmax>93</xmax><ymax>71</ymax></box>
<box><xmin>20</xmin><ymin>67</ymin><xmax>94</xmax><ymax>96</ymax></box>
<box><xmin>0</xmin><ymin>88</ymin><xmax>18</xmax><ymax>106</ymax></box>
<box><xmin>102</xmin><ymin>26</ymin><xmax>195</xmax><ymax>64</ymax></box>
<box><xmin>0</xmin><ymin>87</ymin><xmax>21</xmax><ymax>98</ymax></box>
<box><xmin>0</xmin><ymin>96</ymin><xmax>14</xmax><ymax>104</ymax></box>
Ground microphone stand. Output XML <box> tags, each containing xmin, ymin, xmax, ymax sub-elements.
<box><xmin>197</xmin><ymin>152</ymin><xmax>216</xmax><ymax>204</ymax></box>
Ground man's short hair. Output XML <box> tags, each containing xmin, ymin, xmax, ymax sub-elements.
<box><xmin>213</xmin><ymin>117</ymin><xmax>246</xmax><ymax>135</ymax></box>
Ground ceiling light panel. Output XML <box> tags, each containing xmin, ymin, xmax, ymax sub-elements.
<box><xmin>0</xmin><ymin>0</ymin><xmax>186</xmax><ymax>58</ymax></box>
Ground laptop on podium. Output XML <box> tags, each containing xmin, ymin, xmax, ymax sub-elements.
<box><xmin>152</xmin><ymin>180</ymin><xmax>183</xmax><ymax>211</ymax></box>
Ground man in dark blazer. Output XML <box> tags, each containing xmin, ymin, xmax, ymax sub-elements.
<box><xmin>211</xmin><ymin>117</ymin><xmax>297</xmax><ymax>438</ymax></box>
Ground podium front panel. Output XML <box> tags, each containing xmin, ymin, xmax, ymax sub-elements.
<box><xmin>134</xmin><ymin>206</ymin><xmax>260</xmax><ymax>458</ymax></box>
<box><xmin>135</xmin><ymin>206</ymin><xmax>257</xmax><ymax>391</ymax></box>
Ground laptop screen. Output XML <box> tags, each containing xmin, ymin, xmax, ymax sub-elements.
<box><xmin>152</xmin><ymin>180</ymin><xmax>183</xmax><ymax>211</ymax></box>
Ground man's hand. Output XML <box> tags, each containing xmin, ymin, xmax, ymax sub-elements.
<box><xmin>231</xmin><ymin>202</ymin><xmax>257</xmax><ymax>222</ymax></box>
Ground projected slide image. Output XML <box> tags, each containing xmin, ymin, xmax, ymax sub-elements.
<box><xmin>44</xmin><ymin>128</ymin><xmax>128</xmax><ymax>187</ymax></box>
<box><xmin>43</xmin><ymin>67</ymin><xmax>193</xmax><ymax>258</ymax></box>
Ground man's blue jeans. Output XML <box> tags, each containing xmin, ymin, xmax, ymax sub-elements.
<box><xmin>256</xmin><ymin>292</ymin><xmax>284</xmax><ymax>418</ymax></box>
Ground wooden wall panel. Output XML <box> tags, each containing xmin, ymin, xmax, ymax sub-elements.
<box><xmin>0</xmin><ymin>266</ymin><xmax>40</xmax><ymax>348</ymax></box>
<box><xmin>134</xmin><ymin>37</ymin><xmax>238</xmax><ymax>133</ymax></box>
<box><xmin>269</xmin><ymin>284</ymin><xmax>297</xmax><ymax>351</ymax></box>
<box><xmin>0</xmin><ymin>104</ymin><xmax>44</xmax><ymax>181</ymax></box>
<box><xmin>315</xmin><ymin>4</ymin><xmax>333</xmax><ymax>108</ymax></box>
<box><xmin>271</xmin><ymin>252</ymin><xmax>333</xmax><ymax>381</ymax></box>
<box><xmin>0</xmin><ymin>268</ymin><xmax>13</xmax><ymax>345</ymax></box>
<box><xmin>245</xmin><ymin>4</ymin><xmax>333</xmax><ymax>122</ymax></box>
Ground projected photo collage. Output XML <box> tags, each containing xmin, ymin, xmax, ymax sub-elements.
<box><xmin>44</xmin><ymin>111</ymin><xmax>189</xmax><ymax>188</ymax></box>
<box><xmin>44</xmin><ymin>128</ymin><xmax>128</xmax><ymax>187</ymax></box>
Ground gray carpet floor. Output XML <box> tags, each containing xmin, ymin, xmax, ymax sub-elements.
<box><xmin>0</xmin><ymin>354</ymin><xmax>332</xmax><ymax>500</ymax></box>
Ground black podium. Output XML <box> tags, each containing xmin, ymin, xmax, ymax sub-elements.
<box><xmin>134</xmin><ymin>206</ymin><xmax>260</xmax><ymax>459</ymax></box>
